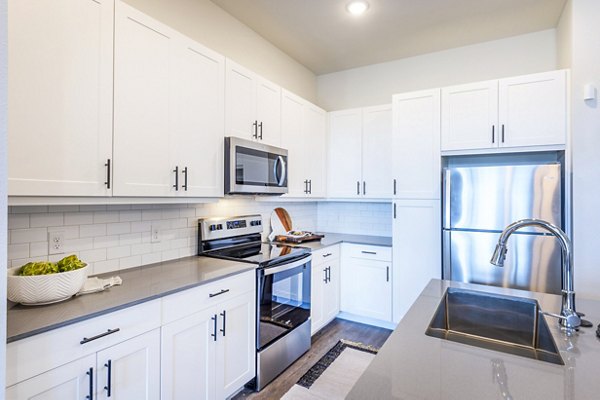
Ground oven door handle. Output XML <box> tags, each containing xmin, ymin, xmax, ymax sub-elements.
<box><xmin>262</xmin><ymin>255</ymin><xmax>311</xmax><ymax>276</ymax></box>
<box><xmin>273</xmin><ymin>155</ymin><xmax>287</xmax><ymax>187</ymax></box>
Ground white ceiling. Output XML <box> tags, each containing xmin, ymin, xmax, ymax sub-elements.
<box><xmin>210</xmin><ymin>0</ymin><xmax>567</xmax><ymax>75</ymax></box>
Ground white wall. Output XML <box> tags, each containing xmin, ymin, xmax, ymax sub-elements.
<box><xmin>123</xmin><ymin>0</ymin><xmax>317</xmax><ymax>103</ymax></box>
<box><xmin>7</xmin><ymin>200</ymin><xmax>318</xmax><ymax>276</ymax></box>
<box><xmin>0</xmin><ymin>0</ymin><xmax>7</xmax><ymax>387</ymax></box>
<box><xmin>567</xmin><ymin>0</ymin><xmax>600</xmax><ymax>300</ymax></box>
<box><xmin>317</xmin><ymin>29</ymin><xmax>558</xmax><ymax>110</ymax></box>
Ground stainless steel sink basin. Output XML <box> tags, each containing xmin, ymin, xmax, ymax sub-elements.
<box><xmin>425</xmin><ymin>288</ymin><xmax>564</xmax><ymax>365</ymax></box>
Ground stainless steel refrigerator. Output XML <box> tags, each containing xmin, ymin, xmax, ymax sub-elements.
<box><xmin>442</xmin><ymin>163</ymin><xmax>563</xmax><ymax>295</ymax></box>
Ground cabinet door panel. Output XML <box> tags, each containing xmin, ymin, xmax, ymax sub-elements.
<box><xmin>281</xmin><ymin>91</ymin><xmax>307</xmax><ymax>197</ymax></box>
<box><xmin>311</xmin><ymin>262</ymin><xmax>326</xmax><ymax>334</ymax></box>
<box><xmin>171</xmin><ymin>40</ymin><xmax>225</xmax><ymax>197</ymax></box>
<box><xmin>8</xmin><ymin>0</ymin><xmax>113</xmax><ymax>196</ymax></box>
<box><xmin>499</xmin><ymin>70</ymin><xmax>567</xmax><ymax>148</ymax></box>
<box><xmin>161</xmin><ymin>309</ymin><xmax>216</xmax><ymax>400</ymax></box>
<box><xmin>328</xmin><ymin>109</ymin><xmax>363</xmax><ymax>198</ymax></box>
<box><xmin>97</xmin><ymin>329</ymin><xmax>160</xmax><ymax>400</ymax></box>
<box><xmin>441</xmin><ymin>81</ymin><xmax>498</xmax><ymax>151</ymax></box>
<box><xmin>113</xmin><ymin>3</ymin><xmax>172</xmax><ymax>196</ymax></box>
<box><xmin>304</xmin><ymin>104</ymin><xmax>327</xmax><ymax>198</ymax></box>
<box><xmin>392</xmin><ymin>200</ymin><xmax>441</xmax><ymax>323</ymax></box>
<box><xmin>362</xmin><ymin>104</ymin><xmax>393</xmax><ymax>199</ymax></box>
<box><xmin>217</xmin><ymin>291</ymin><xmax>256</xmax><ymax>399</ymax></box>
<box><xmin>341</xmin><ymin>257</ymin><xmax>391</xmax><ymax>322</ymax></box>
<box><xmin>322</xmin><ymin>258</ymin><xmax>340</xmax><ymax>323</ymax></box>
<box><xmin>393</xmin><ymin>90</ymin><xmax>441</xmax><ymax>199</ymax></box>
<box><xmin>6</xmin><ymin>354</ymin><xmax>95</xmax><ymax>400</ymax></box>
<box><xmin>225</xmin><ymin>60</ymin><xmax>256</xmax><ymax>141</ymax></box>
<box><xmin>256</xmin><ymin>78</ymin><xmax>282</xmax><ymax>147</ymax></box>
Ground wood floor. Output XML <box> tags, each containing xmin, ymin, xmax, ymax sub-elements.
<box><xmin>233</xmin><ymin>318</ymin><xmax>393</xmax><ymax>400</ymax></box>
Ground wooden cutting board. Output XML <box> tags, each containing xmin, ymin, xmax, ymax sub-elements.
<box><xmin>274</xmin><ymin>234</ymin><xmax>325</xmax><ymax>244</ymax></box>
<box><xmin>273</xmin><ymin>208</ymin><xmax>293</xmax><ymax>232</ymax></box>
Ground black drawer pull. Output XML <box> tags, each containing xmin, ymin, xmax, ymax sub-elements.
<box><xmin>220</xmin><ymin>310</ymin><xmax>227</xmax><ymax>337</ymax></box>
<box><xmin>209</xmin><ymin>289</ymin><xmax>230</xmax><ymax>298</ymax></box>
<box><xmin>361</xmin><ymin>251</ymin><xmax>377</xmax><ymax>255</ymax></box>
<box><xmin>211</xmin><ymin>314</ymin><xmax>217</xmax><ymax>341</ymax></box>
<box><xmin>86</xmin><ymin>367</ymin><xmax>94</xmax><ymax>400</ymax></box>
<box><xmin>80</xmin><ymin>328</ymin><xmax>120</xmax><ymax>345</ymax></box>
<box><xmin>104</xmin><ymin>360</ymin><xmax>112</xmax><ymax>397</ymax></box>
<box><xmin>322</xmin><ymin>253</ymin><xmax>332</xmax><ymax>258</ymax></box>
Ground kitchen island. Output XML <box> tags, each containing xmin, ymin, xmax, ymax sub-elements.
<box><xmin>348</xmin><ymin>279</ymin><xmax>600</xmax><ymax>400</ymax></box>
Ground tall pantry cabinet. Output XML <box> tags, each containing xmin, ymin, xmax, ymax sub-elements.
<box><xmin>391</xmin><ymin>89</ymin><xmax>442</xmax><ymax>323</ymax></box>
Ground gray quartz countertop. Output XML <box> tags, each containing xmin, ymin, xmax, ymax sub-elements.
<box><xmin>292</xmin><ymin>232</ymin><xmax>392</xmax><ymax>251</ymax></box>
<box><xmin>7</xmin><ymin>256</ymin><xmax>255</xmax><ymax>343</ymax></box>
<box><xmin>347</xmin><ymin>279</ymin><xmax>600</xmax><ymax>400</ymax></box>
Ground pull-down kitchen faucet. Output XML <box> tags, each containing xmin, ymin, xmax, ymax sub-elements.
<box><xmin>490</xmin><ymin>219</ymin><xmax>581</xmax><ymax>332</ymax></box>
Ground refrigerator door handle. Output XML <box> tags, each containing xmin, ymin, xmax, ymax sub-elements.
<box><xmin>443</xmin><ymin>169</ymin><xmax>451</xmax><ymax>229</ymax></box>
<box><xmin>442</xmin><ymin>230</ymin><xmax>452</xmax><ymax>280</ymax></box>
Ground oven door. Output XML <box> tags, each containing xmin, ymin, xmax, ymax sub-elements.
<box><xmin>257</xmin><ymin>255</ymin><xmax>311</xmax><ymax>351</ymax></box>
<box><xmin>225</xmin><ymin>137</ymin><xmax>288</xmax><ymax>195</ymax></box>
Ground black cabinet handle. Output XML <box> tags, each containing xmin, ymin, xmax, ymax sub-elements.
<box><xmin>492</xmin><ymin>125</ymin><xmax>495</xmax><ymax>143</ymax></box>
<box><xmin>308</xmin><ymin>180</ymin><xmax>312</xmax><ymax>194</ymax></box>
<box><xmin>80</xmin><ymin>328</ymin><xmax>120</xmax><ymax>345</ymax></box>
<box><xmin>323</xmin><ymin>267</ymin><xmax>328</xmax><ymax>283</ymax></box>
<box><xmin>357</xmin><ymin>181</ymin><xmax>360</xmax><ymax>195</ymax></box>
<box><xmin>258</xmin><ymin>122</ymin><xmax>263</xmax><ymax>140</ymax></box>
<box><xmin>211</xmin><ymin>314</ymin><xmax>217</xmax><ymax>341</ymax></box>
<box><xmin>104</xmin><ymin>159</ymin><xmax>111</xmax><ymax>189</ymax></box>
<box><xmin>173</xmin><ymin>166</ymin><xmax>179</xmax><ymax>191</ymax></box>
<box><xmin>386</xmin><ymin>266</ymin><xmax>390</xmax><ymax>282</ymax></box>
<box><xmin>322</xmin><ymin>253</ymin><xmax>332</xmax><ymax>258</ymax></box>
<box><xmin>327</xmin><ymin>266</ymin><xmax>331</xmax><ymax>283</ymax></box>
<box><xmin>182</xmin><ymin>167</ymin><xmax>188</xmax><ymax>191</ymax></box>
<box><xmin>363</xmin><ymin>181</ymin><xmax>366</xmax><ymax>195</ymax></box>
<box><xmin>394</xmin><ymin>203</ymin><xmax>397</xmax><ymax>219</ymax></box>
<box><xmin>304</xmin><ymin>179</ymin><xmax>308</xmax><ymax>194</ymax></box>
<box><xmin>501</xmin><ymin>124</ymin><xmax>505</xmax><ymax>143</ymax></box>
<box><xmin>86</xmin><ymin>367</ymin><xmax>94</xmax><ymax>400</ymax></box>
<box><xmin>252</xmin><ymin>121</ymin><xmax>258</xmax><ymax>139</ymax></box>
<box><xmin>362</xmin><ymin>250</ymin><xmax>377</xmax><ymax>255</ymax></box>
<box><xmin>220</xmin><ymin>310</ymin><xmax>226</xmax><ymax>337</ymax></box>
<box><xmin>209</xmin><ymin>289</ymin><xmax>230</xmax><ymax>298</ymax></box>
<box><xmin>104</xmin><ymin>360</ymin><xmax>112</xmax><ymax>397</ymax></box>
<box><xmin>393</xmin><ymin>179</ymin><xmax>397</xmax><ymax>195</ymax></box>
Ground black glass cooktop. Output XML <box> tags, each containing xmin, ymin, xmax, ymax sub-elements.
<box><xmin>206</xmin><ymin>242</ymin><xmax>310</xmax><ymax>267</ymax></box>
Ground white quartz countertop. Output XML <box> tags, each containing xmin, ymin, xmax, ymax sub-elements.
<box><xmin>347</xmin><ymin>279</ymin><xmax>600</xmax><ymax>400</ymax></box>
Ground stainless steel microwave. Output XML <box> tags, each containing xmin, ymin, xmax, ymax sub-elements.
<box><xmin>225</xmin><ymin>137</ymin><xmax>288</xmax><ymax>195</ymax></box>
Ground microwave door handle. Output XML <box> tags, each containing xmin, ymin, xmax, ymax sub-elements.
<box><xmin>274</xmin><ymin>155</ymin><xmax>286</xmax><ymax>187</ymax></box>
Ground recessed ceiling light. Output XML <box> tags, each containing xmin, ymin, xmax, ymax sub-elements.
<box><xmin>346</xmin><ymin>0</ymin><xmax>369</xmax><ymax>16</ymax></box>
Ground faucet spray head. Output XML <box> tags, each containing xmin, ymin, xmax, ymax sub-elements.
<box><xmin>490</xmin><ymin>243</ymin><xmax>507</xmax><ymax>267</ymax></box>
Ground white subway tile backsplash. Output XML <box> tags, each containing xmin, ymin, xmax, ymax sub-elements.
<box><xmin>7</xmin><ymin>200</ymin><xmax>319</xmax><ymax>275</ymax></box>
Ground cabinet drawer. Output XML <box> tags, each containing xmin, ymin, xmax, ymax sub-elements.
<box><xmin>7</xmin><ymin>299</ymin><xmax>161</xmax><ymax>387</ymax></box>
<box><xmin>162</xmin><ymin>270</ymin><xmax>255</xmax><ymax>325</ymax></box>
<box><xmin>344</xmin><ymin>244</ymin><xmax>392</xmax><ymax>262</ymax></box>
<box><xmin>312</xmin><ymin>245</ymin><xmax>340</xmax><ymax>265</ymax></box>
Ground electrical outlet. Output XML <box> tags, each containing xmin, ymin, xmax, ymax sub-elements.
<box><xmin>151</xmin><ymin>226</ymin><xmax>161</xmax><ymax>243</ymax></box>
<box><xmin>48</xmin><ymin>232</ymin><xmax>65</xmax><ymax>255</ymax></box>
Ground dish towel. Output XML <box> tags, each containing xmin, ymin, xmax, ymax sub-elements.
<box><xmin>77</xmin><ymin>276</ymin><xmax>122</xmax><ymax>296</ymax></box>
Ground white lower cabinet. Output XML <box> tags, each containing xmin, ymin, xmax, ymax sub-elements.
<box><xmin>392</xmin><ymin>199</ymin><xmax>441</xmax><ymax>323</ymax></box>
<box><xmin>6</xmin><ymin>329</ymin><xmax>161</xmax><ymax>400</ymax></box>
<box><xmin>97</xmin><ymin>329</ymin><xmax>161</xmax><ymax>400</ymax></box>
<box><xmin>6</xmin><ymin>354</ymin><xmax>96</xmax><ymax>400</ymax></box>
<box><xmin>161</xmin><ymin>288</ymin><xmax>256</xmax><ymax>400</ymax></box>
<box><xmin>340</xmin><ymin>244</ymin><xmax>393</xmax><ymax>323</ymax></box>
<box><xmin>311</xmin><ymin>247</ymin><xmax>340</xmax><ymax>335</ymax></box>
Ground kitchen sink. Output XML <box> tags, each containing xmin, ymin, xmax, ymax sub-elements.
<box><xmin>425</xmin><ymin>288</ymin><xmax>564</xmax><ymax>365</ymax></box>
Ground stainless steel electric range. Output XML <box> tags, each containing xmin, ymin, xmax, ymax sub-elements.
<box><xmin>198</xmin><ymin>215</ymin><xmax>312</xmax><ymax>391</ymax></box>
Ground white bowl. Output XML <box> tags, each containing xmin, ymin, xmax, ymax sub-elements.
<box><xmin>7</xmin><ymin>264</ymin><xmax>89</xmax><ymax>305</ymax></box>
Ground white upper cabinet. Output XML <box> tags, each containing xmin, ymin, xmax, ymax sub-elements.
<box><xmin>362</xmin><ymin>105</ymin><xmax>393</xmax><ymax>199</ymax></box>
<box><xmin>113</xmin><ymin>1</ymin><xmax>224</xmax><ymax>197</ymax></box>
<box><xmin>8</xmin><ymin>0</ymin><xmax>114</xmax><ymax>196</ymax></box>
<box><xmin>113</xmin><ymin>2</ymin><xmax>173</xmax><ymax>197</ymax></box>
<box><xmin>170</xmin><ymin>37</ymin><xmax>225</xmax><ymax>197</ymax></box>
<box><xmin>328</xmin><ymin>109</ymin><xmax>363</xmax><ymax>198</ymax></box>
<box><xmin>499</xmin><ymin>70</ymin><xmax>567</xmax><ymax>148</ymax></box>
<box><xmin>392</xmin><ymin>89</ymin><xmax>441</xmax><ymax>199</ymax></box>
<box><xmin>281</xmin><ymin>90</ymin><xmax>327</xmax><ymax>198</ymax></box>
<box><xmin>328</xmin><ymin>106</ymin><xmax>392</xmax><ymax>199</ymax></box>
<box><xmin>441</xmin><ymin>70</ymin><xmax>568</xmax><ymax>152</ymax></box>
<box><xmin>226</xmin><ymin>60</ymin><xmax>282</xmax><ymax>147</ymax></box>
<box><xmin>441</xmin><ymin>80</ymin><xmax>498</xmax><ymax>151</ymax></box>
